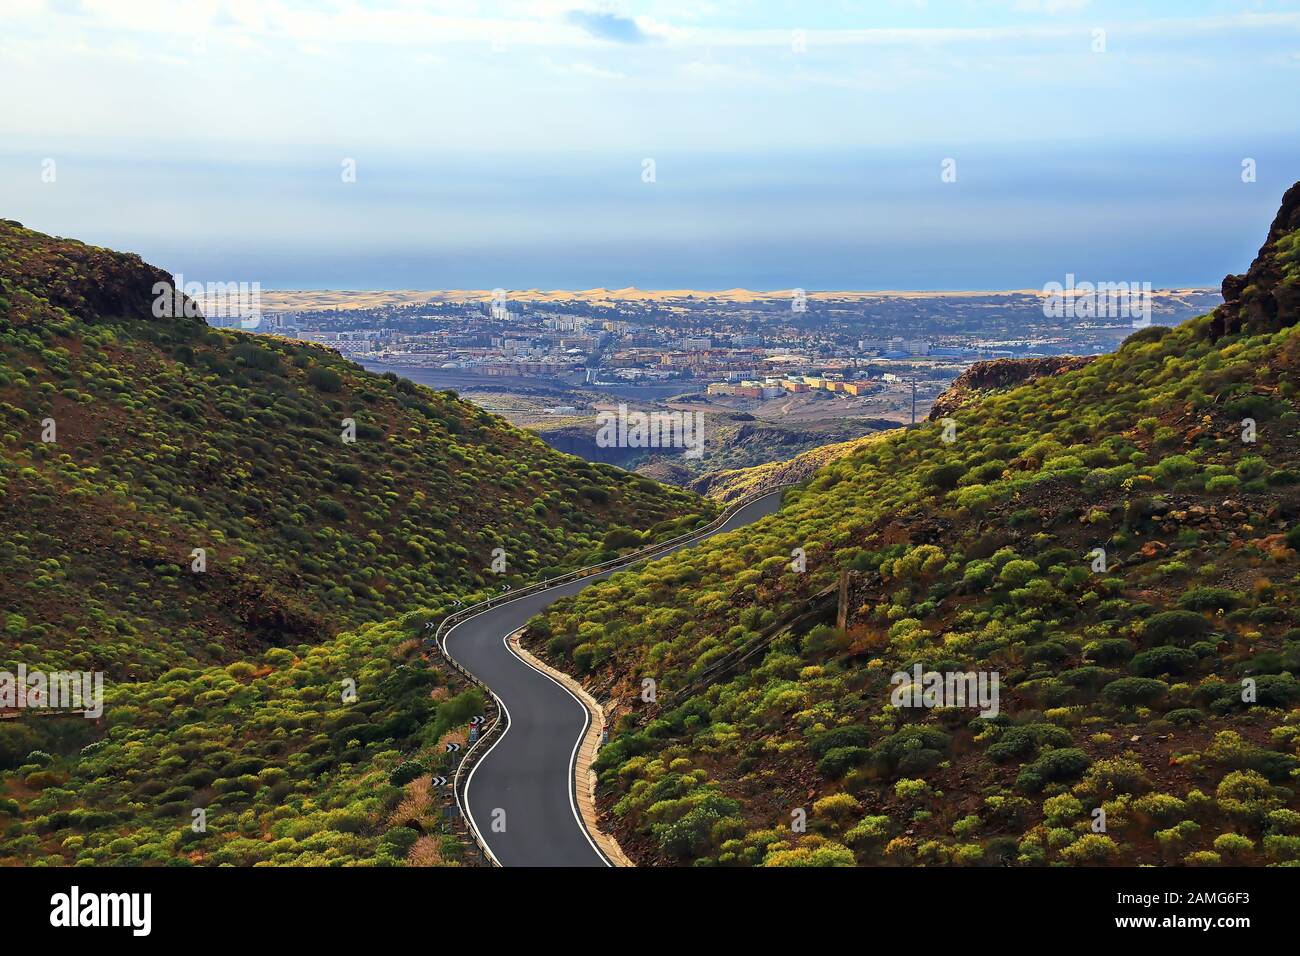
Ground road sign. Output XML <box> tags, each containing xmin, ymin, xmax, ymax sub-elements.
<box><xmin>445</xmin><ymin>742</ymin><xmax>461</xmax><ymax>753</ymax></box>
<box><xmin>469</xmin><ymin>715</ymin><xmax>485</xmax><ymax>726</ymax></box>
<box><xmin>431</xmin><ymin>775</ymin><xmax>448</xmax><ymax>787</ymax></box>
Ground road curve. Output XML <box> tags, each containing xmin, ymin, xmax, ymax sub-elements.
<box><xmin>442</xmin><ymin>488</ymin><xmax>786</xmax><ymax>867</ymax></box>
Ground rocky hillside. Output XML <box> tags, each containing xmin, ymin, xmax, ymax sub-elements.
<box><xmin>0</xmin><ymin>220</ymin><xmax>713</xmax><ymax>867</ymax></box>
<box><xmin>0</xmin><ymin>219</ymin><xmax>713</xmax><ymax>682</ymax></box>
<box><xmin>1212</xmin><ymin>181</ymin><xmax>1300</xmax><ymax>340</ymax></box>
<box><xmin>928</xmin><ymin>356</ymin><xmax>1095</xmax><ymax>422</ymax></box>
<box><xmin>525</xmin><ymin>184</ymin><xmax>1300</xmax><ymax>868</ymax></box>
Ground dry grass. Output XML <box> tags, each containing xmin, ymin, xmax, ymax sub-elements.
<box><xmin>391</xmin><ymin>638</ymin><xmax>420</xmax><ymax>660</ymax></box>
<box><xmin>389</xmin><ymin>774</ymin><xmax>433</xmax><ymax>827</ymax></box>
<box><xmin>406</xmin><ymin>835</ymin><xmax>444</xmax><ymax>867</ymax></box>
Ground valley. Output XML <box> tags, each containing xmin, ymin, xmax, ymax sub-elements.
<box><xmin>1</xmin><ymin>186</ymin><xmax>1296</xmax><ymax>872</ymax></box>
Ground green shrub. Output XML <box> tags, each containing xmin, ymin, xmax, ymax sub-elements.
<box><xmin>307</xmin><ymin>366</ymin><xmax>343</xmax><ymax>392</ymax></box>
<box><xmin>1129</xmin><ymin>646</ymin><xmax>1198</xmax><ymax>677</ymax></box>
<box><xmin>985</xmin><ymin>723</ymin><xmax>1073</xmax><ymax>764</ymax></box>
<box><xmin>1016</xmin><ymin>748</ymin><xmax>1091</xmax><ymax>792</ymax></box>
<box><xmin>1178</xmin><ymin>588</ymin><xmax>1242</xmax><ymax>613</ymax></box>
<box><xmin>1143</xmin><ymin>610</ymin><xmax>1211</xmax><ymax>646</ymax></box>
<box><xmin>1058</xmin><ymin>834</ymin><xmax>1120</xmax><ymax>864</ymax></box>
<box><xmin>1102</xmin><ymin>677</ymin><xmax>1168</xmax><ymax>707</ymax></box>
<box><xmin>380</xmin><ymin>826</ymin><xmax>419</xmax><ymax>857</ymax></box>
<box><xmin>817</xmin><ymin>746</ymin><xmax>870</xmax><ymax>778</ymax></box>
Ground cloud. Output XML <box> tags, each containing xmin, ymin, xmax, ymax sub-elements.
<box><xmin>209</xmin><ymin>4</ymin><xmax>239</xmax><ymax>29</ymax></box>
<box><xmin>540</xmin><ymin>56</ymin><xmax>626</xmax><ymax>79</ymax></box>
<box><xmin>46</xmin><ymin>0</ymin><xmax>90</xmax><ymax>16</ymax></box>
<box><xmin>564</xmin><ymin>8</ymin><xmax>646</xmax><ymax>43</ymax></box>
<box><xmin>1012</xmin><ymin>0</ymin><xmax>1091</xmax><ymax>13</ymax></box>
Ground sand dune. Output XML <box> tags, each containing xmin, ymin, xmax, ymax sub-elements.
<box><xmin>247</xmin><ymin>286</ymin><xmax>1216</xmax><ymax>313</ymax></box>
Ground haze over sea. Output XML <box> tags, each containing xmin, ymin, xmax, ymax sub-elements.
<box><xmin>4</xmin><ymin>0</ymin><xmax>1299</xmax><ymax>291</ymax></box>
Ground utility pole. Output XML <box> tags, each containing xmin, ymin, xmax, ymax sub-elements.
<box><xmin>910</xmin><ymin>377</ymin><xmax>917</xmax><ymax>426</ymax></box>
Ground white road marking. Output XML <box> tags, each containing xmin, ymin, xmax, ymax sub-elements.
<box><xmin>445</xmin><ymin>489</ymin><xmax>784</xmax><ymax>866</ymax></box>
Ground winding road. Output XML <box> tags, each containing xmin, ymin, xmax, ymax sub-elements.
<box><xmin>441</xmin><ymin>488</ymin><xmax>785</xmax><ymax>867</ymax></box>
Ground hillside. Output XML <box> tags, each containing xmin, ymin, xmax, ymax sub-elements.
<box><xmin>532</xmin><ymin>411</ymin><xmax>893</xmax><ymax>487</ymax></box>
<box><xmin>0</xmin><ymin>219</ymin><xmax>713</xmax><ymax>865</ymax></box>
<box><xmin>524</xmin><ymin>183</ymin><xmax>1300</xmax><ymax>867</ymax></box>
<box><xmin>927</xmin><ymin>356</ymin><xmax>1095</xmax><ymax>422</ymax></box>
<box><xmin>687</xmin><ymin>430</ymin><xmax>894</xmax><ymax>503</ymax></box>
<box><xmin>687</xmin><ymin>362</ymin><xmax>1100</xmax><ymax>503</ymax></box>
<box><xmin>0</xmin><ymin>219</ymin><xmax>713</xmax><ymax>681</ymax></box>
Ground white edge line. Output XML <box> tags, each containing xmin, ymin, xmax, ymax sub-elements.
<box><xmin>503</xmin><ymin>632</ymin><xmax>613</xmax><ymax>867</ymax></box>
<box><xmin>442</xmin><ymin>489</ymin><xmax>782</xmax><ymax>867</ymax></box>
<box><xmin>460</xmin><ymin>680</ymin><xmax>508</xmax><ymax>867</ymax></box>
<box><xmin>443</xmin><ymin>613</ymin><xmax>506</xmax><ymax>867</ymax></box>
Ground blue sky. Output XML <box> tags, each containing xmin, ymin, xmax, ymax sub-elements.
<box><xmin>2</xmin><ymin>0</ymin><xmax>1298</xmax><ymax>289</ymax></box>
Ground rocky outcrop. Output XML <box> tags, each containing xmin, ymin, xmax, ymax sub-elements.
<box><xmin>927</xmin><ymin>356</ymin><xmax>1094</xmax><ymax>421</ymax></box>
<box><xmin>636</xmin><ymin>459</ymin><xmax>693</xmax><ymax>485</ymax></box>
<box><xmin>0</xmin><ymin>218</ymin><xmax>196</xmax><ymax>326</ymax></box>
<box><xmin>1210</xmin><ymin>181</ymin><xmax>1300</xmax><ymax>341</ymax></box>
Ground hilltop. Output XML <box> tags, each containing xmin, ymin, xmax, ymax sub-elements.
<box><xmin>0</xmin><ymin>220</ymin><xmax>713</xmax><ymax>865</ymax></box>
<box><xmin>524</xmin><ymin>184</ymin><xmax>1300</xmax><ymax>867</ymax></box>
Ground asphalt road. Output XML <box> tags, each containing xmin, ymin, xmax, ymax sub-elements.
<box><xmin>442</xmin><ymin>488</ymin><xmax>786</xmax><ymax>867</ymax></box>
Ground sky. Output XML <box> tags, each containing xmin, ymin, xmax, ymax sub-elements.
<box><xmin>1</xmin><ymin>0</ymin><xmax>1299</xmax><ymax>290</ymax></box>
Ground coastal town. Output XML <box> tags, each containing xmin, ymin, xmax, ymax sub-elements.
<box><xmin>207</xmin><ymin>287</ymin><xmax>1222</xmax><ymax>406</ymax></box>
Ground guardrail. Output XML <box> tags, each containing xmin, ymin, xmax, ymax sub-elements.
<box><xmin>425</xmin><ymin>480</ymin><xmax>798</xmax><ymax>867</ymax></box>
